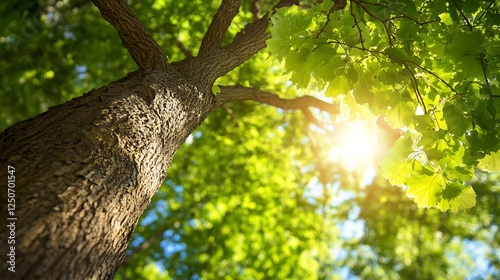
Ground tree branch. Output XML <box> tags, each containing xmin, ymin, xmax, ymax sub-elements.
<box><xmin>216</xmin><ymin>0</ymin><xmax>299</xmax><ymax>74</ymax></box>
<box><xmin>213</xmin><ymin>15</ymin><xmax>271</xmax><ymax>75</ymax></box>
<box><xmin>215</xmin><ymin>85</ymin><xmax>340</xmax><ymax>115</ymax></box>
<box><xmin>199</xmin><ymin>0</ymin><xmax>242</xmax><ymax>56</ymax></box>
<box><xmin>174</xmin><ymin>0</ymin><xmax>298</xmax><ymax>85</ymax></box>
<box><xmin>92</xmin><ymin>0</ymin><xmax>168</xmax><ymax>69</ymax></box>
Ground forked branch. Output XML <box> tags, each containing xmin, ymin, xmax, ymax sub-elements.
<box><xmin>92</xmin><ymin>0</ymin><xmax>168</xmax><ymax>69</ymax></box>
<box><xmin>175</xmin><ymin>0</ymin><xmax>298</xmax><ymax>84</ymax></box>
<box><xmin>220</xmin><ymin>0</ymin><xmax>300</xmax><ymax>72</ymax></box>
<box><xmin>199</xmin><ymin>0</ymin><xmax>242</xmax><ymax>56</ymax></box>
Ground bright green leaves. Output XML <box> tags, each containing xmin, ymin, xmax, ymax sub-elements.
<box><xmin>404</xmin><ymin>156</ymin><xmax>475</xmax><ymax>212</ymax></box>
<box><xmin>438</xmin><ymin>13</ymin><xmax>454</xmax><ymax>26</ymax></box>
<box><xmin>478</xmin><ymin>150</ymin><xmax>500</xmax><ymax>172</ymax></box>
<box><xmin>438</xmin><ymin>184</ymin><xmax>476</xmax><ymax>213</ymax></box>
<box><xmin>285</xmin><ymin>44</ymin><xmax>314</xmax><ymax>88</ymax></box>
<box><xmin>327</xmin><ymin>76</ymin><xmax>351</xmax><ymax>97</ymax></box>
<box><xmin>370</xmin><ymin>114</ymin><xmax>478</xmax><ymax>212</ymax></box>
<box><xmin>380</xmin><ymin>131</ymin><xmax>477</xmax><ymax>212</ymax></box>
<box><xmin>267</xmin><ymin>1</ymin><xmax>500</xmax><ymax>212</ymax></box>
<box><xmin>267</xmin><ymin>5</ymin><xmax>315</xmax><ymax>61</ymax></box>
<box><xmin>380</xmin><ymin>136</ymin><xmax>421</xmax><ymax>186</ymax></box>
<box><xmin>385</xmin><ymin>100</ymin><xmax>416</xmax><ymax>129</ymax></box>
<box><xmin>267</xmin><ymin>6</ymin><xmax>336</xmax><ymax>88</ymax></box>
<box><xmin>406</xmin><ymin>173</ymin><xmax>446</xmax><ymax>208</ymax></box>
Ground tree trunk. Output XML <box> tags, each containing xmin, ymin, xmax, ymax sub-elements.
<box><xmin>0</xmin><ymin>68</ymin><xmax>215</xmax><ymax>279</ymax></box>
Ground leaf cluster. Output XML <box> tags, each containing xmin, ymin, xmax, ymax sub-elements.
<box><xmin>267</xmin><ymin>0</ymin><xmax>500</xmax><ymax>211</ymax></box>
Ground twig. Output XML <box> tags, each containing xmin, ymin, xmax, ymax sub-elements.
<box><xmin>360</xmin><ymin>1</ymin><xmax>440</xmax><ymax>26</ymax></box>
<box><xmin>351</xmin><ymin>0</ymin><xmax>394</xmax><ymax>46</ymax></box>
<box><xmin>476</xmin><ymin>1</ymin><xmax>495</xmax><ymax>22</ymax></box>
<box><xmin>451</xmin><ymin>0</ymin><xmax>473</xmax><ymax>31</ymax></box>
<box><xmin>450</xmin><ymin>1</ymin><xmax>497</xmax><ymax>97</ymax></box>
<box><xmin>404</xmin><ymin>62</ymin><xmax>426</xmax><ymax>113</ymax></box>
<box><xmin>405</xmin><ymin>60</ymin><xmax>459</xmax><ymax>95</ymax></box>
<box><xmin>480</xmin><ymin>52</ymin><xmax>498</xmax><ymax>97</ymax></box>
<box><xmin>350</xmin><ymin>2</ymin><xmax>365</xmax><ymax>49</ymax></box>
<box><xmin>316</xmin><ymin>0</ymin><xmax>348</xmax><ymax>38</ymax></box>
<box><xmin>302</xmin><ymin>108</ymin><xmax>328</xmax><ymax>129</ymax></box>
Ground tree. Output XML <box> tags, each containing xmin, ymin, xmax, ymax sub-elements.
<box><xmin>1</xmin><ymin>0</ymin><xmax>499</xmax><ymax>279</ymax></box>
<box><xmin>0</xmin><ymin>0</ymin><xmax>334</xmax><ymax>278</ymax></box>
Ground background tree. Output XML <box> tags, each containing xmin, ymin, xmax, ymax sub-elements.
<box><xmin>1</xmin><ymin>0</ymin><xmax>499</xmax><ymax>279</ymax></box>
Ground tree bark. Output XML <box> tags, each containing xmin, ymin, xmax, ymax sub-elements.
<box><xmin>91</xmin><ymin>0</ymin><xmax>168</xmax><ymax>69</ymax></box>
<box><xmin>0</xmin><ymin>68</ymin><xmax>215</xmax><ymax>279</ymax></box>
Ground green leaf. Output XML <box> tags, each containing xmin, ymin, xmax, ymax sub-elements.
<box><xmin>446</xmin><ymin>30</ymin><xmax>484</xmax><ymax>58</ymax></box>
<box><xmin>286</xmin><ymin>46</ymin><xmax>313</xmax><ymax>87</ymax></box>
<box><xmin>326</xmin><ymin>76</ymin><xmax>351</xmax><ymax>97</ymax></box>
<box><xmin>212</xmin><ymin>84</ymin><xmax>220</xmax><ymax>94</ymax></box>
<box><xmin>444</xmin><ymin>166</ymin><xmax>474</xmax><ymax>182</ymax></box>
<box><xmin>340</xmin><ymin>92</ymin><xmax>373</xmax><ymax>119</ymax></box>
<box><xmin>443</xmin><ymin>103</ymin><xmax>470</xmax><ymax>136</ymax></box>
<box><xmin>478</xmin><ymin>149</ymin><xmax>500</xmax><ymax>172</ymax></box>
<box><xmin>471</xmin><ymin>99</ymin><xmax>496</xmax><ymax>130</ymax></box>
<box><xmin>268</xmin><ymin>12</ymin><xmax>292</xmax><ymax>60</ymax></box>
<box><xmin>438</xmin><ymin>184</ymin><xmax>476</xmax><ymax>212</ymax></box>
<box><xmin>419</xmin><ymin>130</ymin><xmax>449</xmax><ymax>157</ymax></box>
<box><xmin>380</xmin><ymin>136</ymin><xmax>420</xmax><ymax>185</ymax></box>
<box><xmin>385</xmin><ymin>100</ymin><xmax>415</xmax><ymax>129</ymax></box>
<box><xmin>459</xmin><ymin>55</ymin><xmax>483</xmax><ymax>80</ymax></box>
<box><xmin>406</xmin><ymin>173</ymin><xmax>446</xmax><ymax>208</ymax></box>
<box><xmin>384</xmin><ymin>47</ymin><xmax>411</xmax><ymax>63</ymax></box>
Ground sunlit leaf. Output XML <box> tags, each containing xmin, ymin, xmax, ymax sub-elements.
<box><xmin>406</xmin><ymin>173</ymin><xmax>446</xmax><ymax>208</ymax></box>
<box><xmin>478</xmin><ymin>150</ymin><xmax>500</xmax><ymax>172</ymax></box>
<box><xmin>438</xmin><ymin>184</ymin><xmax>476</xmax><ymax>212</ymax></box>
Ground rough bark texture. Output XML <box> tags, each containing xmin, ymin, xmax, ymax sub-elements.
<box><xmin>0</xmin><ymin>0</ymin><xmax>304</xmax><ymax>279</ymax></box>
<box><xmin>0</xmin><ymin>68</ymin><xmax>215</xmax><ymax>279</ymax></box>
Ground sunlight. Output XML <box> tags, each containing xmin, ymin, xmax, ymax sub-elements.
<box><xmin>329</xmin><ymin>120</ymin><xmax>380</xmax><ymax>171</ymax></box>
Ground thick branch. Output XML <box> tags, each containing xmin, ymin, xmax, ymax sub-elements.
<box><xmin>214</xmin><ymin>15</ymin><xmax>271</xmax><ymax>75</ymax></box>
<box><xmin>216</xmin><ymin>85</ymin><xmax>339</xmax><ymax>114</ymax></box>
<box><xmin>174</xmin><ymin>0</ymin><xmax>298</xmax><ymax>84</ymax></box>
<box><xmin>216</xmin><ymin>0</ymin><xmax>299</xmax><ymax>75</ymax></box>
<box><xmin>92</xmin><ymin>0</ymin><xmax>168</xmax><ymax>69</ymax></box>
<box><xmin>199</xmin><ymin>0</ymin><xmax>241</xmax><ymax>56</ymax></box>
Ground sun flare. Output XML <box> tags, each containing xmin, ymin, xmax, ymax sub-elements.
<box><xmin>329</xmin><ymin>120</ymin><xmax>380</xmax><ymax>171</ymax></box>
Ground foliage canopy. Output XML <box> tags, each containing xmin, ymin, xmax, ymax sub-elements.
<box><xmin>267</xmin><ymin>0</ymin><xmax>500</xmax><ymax>212</ymax></box>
